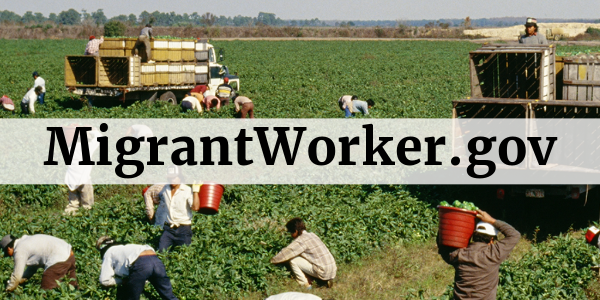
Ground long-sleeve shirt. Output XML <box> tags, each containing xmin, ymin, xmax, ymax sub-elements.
<box><xmin>160</xmin><ymin>184</ymin><xmax>194</xmax><ymax>227</ymax></box>
<box><xmin>33</xmin><ymin>77</ymin><xmax>46</xmax><ymax>93</ymax></box>
<box><xmin>338</xmin><ymin>95</ymin><xmax>354</xmax><ymax>113</ymax></box>
<box><xmin>234</xmin><ymin>96</ymin><xmax>252</xmax><ymax>112</ymax></box>
<box><xmin>22</xmin><ymin>88</ymin><xmax>37</xmax><ymax>113</ymax></box>
<box><xmin>182</xmin><ymin>95</ymin><xmax>202</xmax><ymax>113</ymax></box>
<box><xmin>85</xmin><ymin>37</ymin><xmax>104</xmax><ymax>55</ymax></box>
<box><xmin>99</xmin><ymin>244</ymin><xmax>154</xmax><ymax>286</ymax></box>
<box><xmin>7</xmin><ymin>235</ymin><xmax>72</xmax><ymax>290</ymax></box>
<box><xmin>352</xmin><ymin>100</ymin><xmax>369</xmax><ymax>115</ymax></box>
<box><xmin>437</xmin><ymin>220</ymin><xmax>521</xmax><ymax>300</ymax></box>
<box><xmin>519</xmin><ymin>33</ymin><xmax>548</xmax><ymax>45</ymax></box>
<box><xmin>140</xmin><ymin>27</ymin><xmax>153</xmax><ymax>38</ymax></box>
<box><xmin>204</xmin><ymin>95</ymin><xmax>220</xmax><ymax>110</ymax></box>
<box><xmin>271</xmin><ymin>231</ymin><xmax>337</xmax><ymax>281</ymax></box>
<box><xmin>144</xmin><ymin>184</ymin><xmax>166</xmax><ymax>225</ymax></box>
<box><xmin>216</xmin><ymin>84</ymin><xmax>233</xmax><ymax>99</ymax></box>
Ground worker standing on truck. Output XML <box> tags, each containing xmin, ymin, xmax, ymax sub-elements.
<box><xmin>216</xmin><ymin>77</ymin><xmax>234</xmax><ymax>106</ymax></box>
<box><xmin>21</xmin><ymin>86</ymin><xmax>42</xmax><ymax>115</ymax></box>
<box><xmin>1</xmin><ymin>234</ymin><xmax>78</xmax><ymax>292</ymax></box>
<box><xmin>134</xmin><ymin>24</ymin><xmax>154</xmax><ymax>63</ymax></box>
<box><xmin>84</xmin><ymin>35</ymin><xmax>104</xmax><ymax>56</ymax></box>
<box><xmin>437</xmin><ymin>210</ymin><xmax>521</xmax><ymax>300</ymax></box>
<box><xmin>181</xmin><ymin>92</ymin><xmax>203</xmax><ymax>113</ymax></box>
<box><xmin>271</xmin><ymin>218</ymin><xmax>336</xmax><ymax>289</ymax></box>
<box><xmin>32</xmin><ymin>71</ymin><xmax>46</xmax><ymax>104</ymax></box>
<box><xmin>519</xmin><ymin>17</ymin><xmax>548</xmax><ymax>45</ymax></box>
<box><xmin>96</xmin><ymin>236</ymin><xmax>178</xmax><ymax>300</ymax></box>
<box><xmin>234</xmin><ymin>96</ymin><xmax>255</xmax><ymax>118</ymax></box>
<box><xmin>338</xmin><ymin>95</ymin><xmax>356</xmax><ymax>118</ymax></box>
<box><xmin>157</xmin><ymin>165</ymin><xmax>201</xmax><ymax>252</ymax></box>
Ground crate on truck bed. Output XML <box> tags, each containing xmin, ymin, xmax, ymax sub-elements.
<box><xmin>470</xmin><ymin>44</ymin><xmax>556</xmax><ymax>101</ymax></box>
<box><xmin>562</xmin><ymin>53</ymin><xmax>600</xmax><ymax>101</ymax></box>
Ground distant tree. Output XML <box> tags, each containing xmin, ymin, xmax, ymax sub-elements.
<box><xmin>347</xmin><ymin>21</ymin><xmax>355</xmax><ymax>27</ymax></box>
<box><xmin>201</xmin><ymin>12</ymin><xmax>216</xmax><ymax>26</ymax></box>
<box><xmin>128</xmin><ymin>14</ymin><xmax>137</xmax><ymax>25</ymax></box>
<box><xmin>463</xmin><ymin>16</ymin><xmax>472</xmax><ymax>29</ymax></box>
<box><xmin>0</xmin><ymin>10</ymin><xmax>21</xmax><ymax>23</ymax></box>
<box><xmin>34</xmin><ymin>12</ymin><xmax>45</xmax><ymax>23</ymax></box>
<box><xmin>21</xmin><ymin>11</ymin><xmax>36</xmax><ymax>24</ymax></box>
<box><xmin>48</xmin><ymin>13</ymin><xmax>57</xmax><ymax>23</ymax></box>
<box><xmin>57</xmin><ymin>9</ymin><xmax>81</xmax><ymax>25</ymax></box>
<box><xmin>290</xmin><ymin>20</ymin><xmax>298</xmax><ymax>26</ymax></box>
<box><xmin>91</xmin><ymin>9</ymin><xmax>108</xmax><ymax>25</ymax></box>
<box><xmin>257</xmin><ymin>12</ymin><xmax>276</xmax><ymax>26</ymax></box>
<box><xmin>110</xmin><ymin>15</ymin><xmax>128</xmax><ymax>23</ymax></box>
<box><xmin>81</xmin><ymin>9</ymin><xmax>91</xmax><ymax>22</ymax></box>
<box><xmin>232</xmin><ymin>15</ymin><xmax>254</xmax><ymax>26</ymax></box>
<box><xmin>139</xmin><ymin>10</ymin><xmax>151</xmax><ymax>25</ymax></box>
<box><xmin>104</xmin><ymin>20</ymin><xmax>127</xmax><ymax>37</ymax></box>
<box><xmin>439</xmin><ymin>22</ymin><xmax>450</xmax><ymax>29</ymax></box>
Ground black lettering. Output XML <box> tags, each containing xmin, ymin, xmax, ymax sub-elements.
<box><xmin>527</xmin><ymin>137</ymin><xmax>557</xmax><ymax>165</ymax></box>
<box><xmin>424</xmin><ymin>136</ymin><xmax>445</xmax><ymax>165</ymax></box>
<box><xmin>308</xmin><ymin>137</ymin><xmax>335</xmax><ymax>165</ymax></box>
<box><xmin>499</xmin><ymin>137</ymin><xmax>526</xmax><ymax>166</ymax></box>
<box><xmin>44</xmin><ymin>127</ymin><xmax>92</xmax><ymax>165</ymax></box>
<box><xmin>200</xmin><ymin>136</ymin><xmax>232</xmax><ymax>166</ymax></box>
<box><xmin>115</xmin><ymin>137</ymin><xmax>144</xmax><ymax>178</ymax></box>
<box><xmin>235</xmin><ymin>129</ymin><xmax>253</xmax><ymax>166</ymax></box>
<box><xmin>338</xmin><ymin>136</ymin><xmax>359</xmax><ymax>165</ymax></box>
<box><xmin>362</xmin><ymin>124</ymin><xmax>394</xmax><ymax>165</ymax></box>
<box><xmin>397</xmin><ymin>137</ymin><xmax>421</xmax><ymax>166</ymax></box>
<box><xmin>172</xmin><ymin>137</ymin><xmax>198</xmax><ymax>165</ymax></box>
<box><xmin>147</xmin><ymin>137</ymin><xmax>168</xmax><ymax>165</ymax></box>
<box><xmin>467</xmin><ymin>136</ymin><xmax>496</xmax><ymax>179</ymax></box>
<box><xmin>254</xmin><ymin>127</ymin><xmax>306</xmax><ymax>165</ymax></box>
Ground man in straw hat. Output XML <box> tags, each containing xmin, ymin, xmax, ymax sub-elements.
<box><xmin>157</xmin><ymin>165</ymin><xmax>201</xmax><ymax>252</ymax></box>
<box><xmin>437</xmin><ymin>210</ymin><xmax>521</xmax><ymax>300</ymax></box>
<box><xmin>519</xmin><ymin>17</ymin><xmax>548</xmax><ymax>44</ymax></box>
<box><xmin>96</xmin><ymin>236</ymin><xmax>178</xmax><ymax>300</ymax></box>
<box><xmin>0</xmin><ymin>234</ymin><xmax>78</xmax><ymax>292</ymax></box>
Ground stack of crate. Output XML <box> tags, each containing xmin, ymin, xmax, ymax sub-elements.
<box><xmin>562</xmin><ymin>53</ymin><xmax>600</xmax><ymax>101</ymax></box>
<box><xmin>141</xmin><ymin>63</ymin><xmax>156</xmax><ymax>86</ymax></box>
<box><xmin>98</xmin><ymin>56</ymin><xmax>140</xmax><ymax>87</ymax></box>
<box><xmin>195</xmin><ymin>42</ymin><xmax>209</xmax><ymax>84</ymax></box>
<box><xmin>99</xmin><ymin>38</ymin><xmax>125</xmax><ymax>56</ymax></box>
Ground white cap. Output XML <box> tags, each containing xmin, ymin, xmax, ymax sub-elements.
<box><xmin>475</xmin><ymin>222</ymin><xmax>499</xmax><ymax>236</ymax></box>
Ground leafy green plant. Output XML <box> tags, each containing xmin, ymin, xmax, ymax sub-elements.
<box><xmin>104</xmin><ymin>21</ymin><xmax>127</xmax><ymax>37</ymax></box>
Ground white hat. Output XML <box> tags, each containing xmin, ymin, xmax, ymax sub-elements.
<box><xmin>475</xmin><ymin>222</ymin><xmax>499</xmax><ymax>236</ymax></box>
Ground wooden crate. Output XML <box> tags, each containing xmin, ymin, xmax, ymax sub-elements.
<box><xmin>156</xmin><ymin>73</ymin><xmax>169</xmax><ymax>85</ymax></box>
<box><xmin>152</xmin><ymin>39</ymin><xmax>169</xmax><ymax>49</ymax></box>
<box><xmin>470</xmin><ymin>44</ymin><xmax>555</xmax><ymax>101</ymax></box>
<box><xmin>563</xmin><ymin>54</ymin><xmax>600</xmax><ymax>101</ymax></box>
<box><xmin>182</xmin><ymin>41</ymin><xmax>195</xmax><ymax>50</ymax></box>
<box><xmin>169</xmin><ymin>72</ymin><xmax>184</xmax><ymax>85</ymax></box>
<box><xmin>168</xmin><ymin>50</ymin><xmax>182</xmax><ymax>61</ymax></box>
<box><xmin>141</xmin><ymin>73</ymin><xmax>156</xmax><ymax>86</ymax></box>
<box><xmin>125</xmin><ymin>38</ymin><xmax>137</xmax><ymax>49</ymax></box>
<box><xmin>64</xmin><ymin>56</ymin><xmax>97</xmax><ymax>87</ymax></box>
<box><xmin>99</xmin><ymin>49</ymin><xmax>125</xmax><ymax>56</ymax></box>
<box><xmin>195</xmin><ymin>51</ymin><xmax>209</xmax><ymax>61</ymax></box>
<box><xmin>168</xmin><ymin>40</ymin><xmax>182</xmax><ymax>50</ymax></box>
<box><xmin>153</xmin><ymin>49</ymin><xmax>169</xmax><ymax>61</ymax></box>
<box><xmin>195</xmin><ymin>73</ymin><xmax>208</xmax><ymax>84</ymax></box>
<box><xmin>183</xmin><ymin>71</ymin><xmax>195</xmax><ymax>84</ymax></box>
<box><xmin>98</xmin><ymin>56</ymin><xmax>140</xmax><ymax>87</ymax></box>
<box><xmin>195</xmin><ymin>62</ymin><xmax>208</xmax><ymax>74</ymax></box>
<box><xmin>182</xmin><ymin>50</ymin><xmax>195</xmax><ymax>61</ymax></box>
<box><xmin>100</xmin><ymin>38</ymin><xmax>125</xmax><ymax>49</ymax></box>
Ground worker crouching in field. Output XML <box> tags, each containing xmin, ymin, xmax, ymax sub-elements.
<box><xmin>21</xmin><ymin>86</ymin><xmax>42</xmax><ymax>115</ymax></box>
<box><xmin>338</xmin><ymin>95</ymin><xmax>356</xmax><ymax>118</ymax></box>
<box><xmin>271</xmin><ymin>218</ymin><xmax>336</xmax><ymax>289</ymax></box>
<box><xmin>1</xmin><ymin>234</ymin><xmax>78</xmax><ymax>292</ymax></box>
<box><xmin>234</xmin><ymin>96</ymin><xmax>255</xmax><ymax>118</ymax></box>
<box><xmin>437</xmin><ymin>210</ymin><xmax>520</xmax><ymax>299</ymax></box>
<box><xmin>0</xmin><ymin>95</ymin><xmax>15</xmax><ymax>113</ymax></box>
<box><xmin>351</xmin><ymin>99</ymin><xmax>374</xmax><ymax>116</ymax></box>
<box><xmin>181</xmin><ymin>92</ymin><xmax>203</xmax><ymax>113</ymax></box>
<box><xmin>96</xmin><ymin>236</ymin><xmax>178</xmax><ymax>300</ymax></box>
<box><xmin>519</xmin><ymin>17</ymin><xmax>548</xmax><ymax>45</ymax></box>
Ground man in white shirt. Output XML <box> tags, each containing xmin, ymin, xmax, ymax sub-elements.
<box><xmin>181</xmin><ymin>92</ymin><xmax>203</xmax><ymax>113</ymax></box>
<box><xmin>1</xmin><ymin>234</ymin><xmax>78</xmax><ymax>292</ymax></box>
<box><xmin>21</xmin><ymin>86</ymin><xmax>42</xmax><ymax>115</ymax></box>
<box><xmin>32</xmin><ymin>71</ymin><xmax>46</xmax><ymax>104</ymax></box>
<box><xmin>64</xmin><ymin>126</ymin><xmax>102</xmax><ymax>215</ymax></box>
<box><xmin>158</xmin><ymin>165</ymin><xmax>201</xmax><ymax>252</ymax></box>
<box><xmin>96</xmin><ymin>236</ymin><xmax>178</xmax><ymax>300</ymax></box>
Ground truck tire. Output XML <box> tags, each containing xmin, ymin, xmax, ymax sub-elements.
<box><xmin>159</xmin><ymin>92</ymin><xmax>177</xmax><ymax>105</ymax></box>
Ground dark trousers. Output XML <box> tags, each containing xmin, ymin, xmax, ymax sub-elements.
<box><xmin>239</xmin><ymin>102</ymin><xmax>255</xmax><ymax>118</ymax></box>
<box><xmin>37</xmin><ymin>92</ymin><xmax>45</xmax><ymax>104</ymax></box>
<box><xmin>20</xmin><ymin>101</ymin><xmax>29</xmax><ymax>114</ymax></box>
<box><xmin>116</xmin><ymin>255</ymin><xmax>178</xmax><ymax>300</ymax></box>
<box><xmin>158</xmin><ymin>225</ymin><xmax>192</xmax><ymax>252</ymax></box>
<box><xmin>181</xmin><ymin>101</ymin><xmax>193</xmax><ymax>112</ymax></box>
<box><xmin>41</xmin><ymin>254</ymin><xmax>78</xmax><ymax>290</ymax></box>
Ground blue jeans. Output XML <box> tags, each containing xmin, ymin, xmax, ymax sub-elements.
<box><xmin>344</xmin><ymin>107</ymin><xmax>353</xmax><ymax>118</ymax></box>
<box><xmin>37</xmin><ymin>92</ymin><xmax>45</xmax><ymax>104</ymax></box>
<box><xmin>117</xmin><ymin>255</ymin><xmax>178</xmax><ymax>300</ymax></box>
<box><xmin>158</xmin><ymin>225</ymin><xmax>192</xmax><ymax>252</ymax></box>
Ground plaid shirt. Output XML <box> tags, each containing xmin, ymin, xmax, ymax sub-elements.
<box><xmin>85</xmin><ymin>37</ymin><xmax>104</xmax><ymax>55</ymax></box>
<box><xmin>271</xmin><ymin>231</ymin><xmax>337</xmax><ymax>280</ymax></box>
<box><xmin>144</xmin><ymin>184</ymin><xmax>165</xmax><ymax>220</ymax></box>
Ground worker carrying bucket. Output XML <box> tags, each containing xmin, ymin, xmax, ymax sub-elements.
<box><xmin>437</xmin><ymin>209</ymin><xmax>521</xmax><ymax>299</ymax></box>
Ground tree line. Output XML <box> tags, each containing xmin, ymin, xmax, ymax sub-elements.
<box><xmin>0</xmin><ymin>9</ymin><xmax>326</xmax><ymax>27</ymax></box>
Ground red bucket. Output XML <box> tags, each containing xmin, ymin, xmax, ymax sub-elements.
<box><xmin>438</xmin><ymin>206</ymin><xmax>477</xmax><ymax>248</ymax></box>
<box><xmin>198</xmin><ymin>182</ymin><xmax>224</xmax><ymax>215</ymax></box>
<box><xmin>586</xmin><ymin>226</ymin><xmax>600</xmax><ymax>244</ymax></box>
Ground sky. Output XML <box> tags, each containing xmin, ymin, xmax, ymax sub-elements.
<box><xmin>0</xmin><ymin>0</ymin><xmax>599</xmax><ymax>20</ymax></box>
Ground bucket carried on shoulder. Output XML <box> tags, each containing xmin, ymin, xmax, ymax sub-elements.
<box><xmin>438</xmin><ymin>206</ymin><xmax>477</xmax><ymax>248</ymax></box>
<box><xmin>198</xmin><ymin>182</ymin><xmax>224</xmax><ymax>215</ymax></box>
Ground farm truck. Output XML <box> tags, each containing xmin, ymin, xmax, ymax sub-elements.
<box><xmin>64</xmin><ymin>38</ymin><xmax>239</xmax><ymax>105</ymax></box>
<box><xmin>452</xmin><ymin>44</ymin><xmax>600</xmax><ymax>201</ymax></box>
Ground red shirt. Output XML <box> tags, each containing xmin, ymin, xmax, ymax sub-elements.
<box><xmin>191</xmin><ymin>85</ymin><xmax>208</xmax><ymax>94</ymax></box>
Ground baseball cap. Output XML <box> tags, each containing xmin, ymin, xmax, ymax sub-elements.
<box><xmin>89</xmin><ymin>35</ymin><xmax>95</xmax><ymax>40</ymax></box>
<box><xmin>167</xmin><ymin>165</ymin><xmax>183</xmax><ymax>179</ymax></box>
<box><xmin>0</xmin><ymin>235</ymin><xmax>13</xmax><ymax>250</ymax></box>
<box><xmin>525</xmin><ymin>17</ymin><xmax>537</xmax><ymax>26</ymax></box>
<box><xmin>96</xmin><ymin>236</ymin><xmax>114</xmax><ymax>251</ymax></box>
<box><xmin>32</xmin><ymin>71</ymin><xmax>39</xmax><ymax>77</ymax></box>
<box><xmin>475</xmin><ymin>222</ymin><xmax>499</xmax><ymax>236</ymax></box>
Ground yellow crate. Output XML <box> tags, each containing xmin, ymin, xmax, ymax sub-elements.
<box><xmin>141</xmin><ymin>73</ymin><xmax>156</xmax><ymax>86</ymax></box>
<box><xmin>168</xmin><ymin>50</ymin><xmax>182</xmax><ymax>61</ymax></box>
<box><xmin>156</xmin><ymin>73</ymin><xmax>169</xmax><ymax>85</ymax></box>
<box><xmin>182</xmin><ymin>50</ymin><xmax>195</xmax><ymax>61</ymax></box>
<box><xmin>125</xmin><ymin>38</ymin><xmax>137</xmax><ymax>49</ymax></box>
<box><xmin>183</xmin><ymin>72</ymin><xmax>195</xmax><ymax>84</ymax></box>
<box><xmin>169</xmin><ymin>72</ymin><xmax>184</xmax><ymax>85</ymax></box>
<box><xmin>101</xmin><ymin>38</ymin><xmax>125</xmax><ymax>49</ymax></box>
<box><xmin>99</xmin><ymin>49</ymin><xmax>125</xmax><ymax>56</ymax></box>
<box><xmin>153</xmin><ymin>49</ymin><xmax>169</xmax><ymax>61</ymax></box>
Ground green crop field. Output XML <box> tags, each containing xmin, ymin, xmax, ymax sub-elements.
<box><xmin>1</xmin><ymin>39</ymin><xmax>600</xmax><ymax>299</ymax></box>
